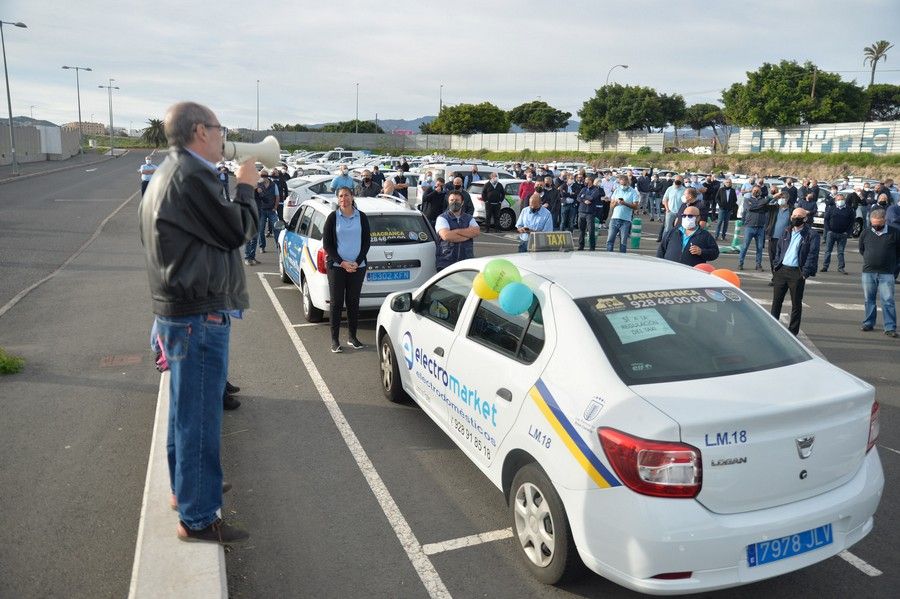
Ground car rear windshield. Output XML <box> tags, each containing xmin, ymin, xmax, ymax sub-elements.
<box><xmin>575</xmin><ymin>287</ymin><xmax>810</xmax><ymax>385</ymax></box>
<box><xmin>368</xmin><ymin>214</ymin><xmax>434</xmax><ymax>245</ymax></box>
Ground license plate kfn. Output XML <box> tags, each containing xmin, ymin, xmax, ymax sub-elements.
<box><xmin>367</xmin><ymin>270</ymin><xmax>410</xmax><ymax>281</ymax></box>
<box><xmin>747</xmin><ymin>523</ymin><xmax>833</xmax><ymax>567</ymax></box>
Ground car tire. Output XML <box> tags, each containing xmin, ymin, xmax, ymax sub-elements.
<box><xmin>279</xmin><ymin>252</ymin><xmax>291</xmax><ymax>283</ymax></box>
<box><xmin>301</xmin><ymin>277</ymin><xmax>324</xmax><ymax>323</ymax></box>
<box><xmin>499</xmin><ymin>208</ymin><xmax>516</xmax><ymax>231</ymax></box>
<box><xmin>852</xmin><ymin>218</ymin><xmax>863</xmax><ymax>238</ymax></box>
<box><xmin>510</xmin><ymin>463</ymin><xmax>582</xmax><ymax>585</ymax></box>
<box><xmin>379</xmin><ymin>333</ymin><xmax>409</xmax><ymax>403</ymax></box>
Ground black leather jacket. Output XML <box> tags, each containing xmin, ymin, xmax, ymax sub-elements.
<box><xmin>139</xmin><ymin>147</ymin><xmax>259</xmax><ymax>316</ymax></box>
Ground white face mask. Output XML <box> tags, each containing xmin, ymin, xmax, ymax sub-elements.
<box><xmin>682</xmin><ymin>216</ymin><xmax>697</xmax><ymax>229</ymax></box>
<box><xmin>777</xmin><ymin>198</ymin><xmax>787</xmax><ymax>206</ymax></box>
<box><xmin>836</xmin><ymin>201</ymin><xmax>846</xmax><ymax>208</ymax></box>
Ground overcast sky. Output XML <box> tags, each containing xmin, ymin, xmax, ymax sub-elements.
<box><xmin>3</xmin><ymin>0</ymin><xmax>899</xmax><ymax>131</ymax></box>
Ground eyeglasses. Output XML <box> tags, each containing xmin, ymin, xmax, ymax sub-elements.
<box><xmin>202</xmin><ymin>123</ymin><xmax>225</xmax><ymax>135</ymax></box>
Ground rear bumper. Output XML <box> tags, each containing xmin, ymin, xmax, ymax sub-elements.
<box><xmin>567</xmin><ymin>448</ymin><xmax>884</xmax><ymax>595</ymax></box>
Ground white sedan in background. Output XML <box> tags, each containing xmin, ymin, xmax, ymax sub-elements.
<box><xmin>376</xmin><ymin>250</ymin><xmax>883</xmax><ymax>595</ymax></box>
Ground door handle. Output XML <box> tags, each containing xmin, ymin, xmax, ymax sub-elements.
<box><xmin>496</xmin><ymin>388</ymin><xmax>512</xmax><ymax>402</ymax></box>
<box><xmin>434</xmin><ymin>347</ymin><xmax>444</xmax><ymax>357</ymax></box>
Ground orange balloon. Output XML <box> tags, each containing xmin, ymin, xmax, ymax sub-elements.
<box><xmin>693</xmin><ymin>263</ymin><xmax>716</xmax><ymax>273</ymax></box>
<box><xmin>711</xmin><ymin>268</ymin><xmax>741</xmax><ymax>288</ymax></box>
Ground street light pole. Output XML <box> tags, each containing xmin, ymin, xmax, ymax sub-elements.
<box><xmin>1</xmin><ymin>20</ymin><xmax>27</xmax><ymax>176</ymax></box>
<box><xmin>355</xmin><ymin>82</ymin><xmax>359</xmax><ymax>134</ymax></box>
<box><xmin>605</xmin><ymin>64</ymin><xmax>628</xmax><ymax>86</ymax></box>
<box><xmin>439</xmin><ymin>84</ymin><xmax>443</xmax><ymax>113</ymax></box>
<box><xmin>98</xmin><ymin>78</ymin><xmax>119</xmax><ymax>155</ymax></box>
<box><xmin>64</xmin><ymin>66</ymin><xmax>93</xmax><ymax>154</ymax></box>
<box><xmin>256</xmin><ymin>79</ymin><xmax>260</xmax><ymax>141</ymax></box>
<box><xmin>29</xmin><ymin>104</ymin><xmax>33</xmax><ymax>119</ymax></box>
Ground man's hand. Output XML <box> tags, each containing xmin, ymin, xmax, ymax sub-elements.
<box><xmin>236</xmin><ymin>160</ymin><xmax>258</xmax><ymax>186</ymax></box>
<box><xmin>341</xmin><ymin>260</ymin><xmax>358</xmax><ymax>272</ymax></box>
<box><xmin>689</xmin><ymin>244</ymin><xmax>702</xmax><ymax>256</ymax></box>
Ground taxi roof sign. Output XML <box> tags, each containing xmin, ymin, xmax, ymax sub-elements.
<box><xmin>527</xmin><ymin>230</ymin><xmax>575</xmax><ymax>252</ymax></box>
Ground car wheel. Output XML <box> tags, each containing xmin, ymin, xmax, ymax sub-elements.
<box><xmin>301</xmin><ymin>277</ymin><xmax>324</xmax><ymax>323</ymax></box>
<box><xmin>379</xmin><ymin>333</ymin><xmax>409</xmax><ymax>403</ymax></box>
<box><xmin>279</xmin><ymin>252</ymin><xmax>291</xmax><ymax>283</ymax></box>
<box><xmin>510</xmin><ymin>463</ymin><xmax>581</xmax><ymax>585</ymax></box>
<box><xmin>499</xmin><ymin>208</ymin><xmax>516</xmax><ymax>231</ymax></box>
<box><xmin>852</xmin><ymin>218</ymin><xmax>863</xmax><ymax>238</ymax></box>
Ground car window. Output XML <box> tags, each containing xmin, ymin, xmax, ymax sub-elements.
<box><xmin>417</xmin><ymin>270</ymin><xmax>477</xmax><ymax>330</ymax></box>
<box><xmin>309</xmin><ymin>181</ymin><xmax>329</xmax><ymax>194</ymax></box>
<box><xmin>575</xmin><ymin>287</ymin><xmax>810</xmax><ymax>385</ymax></box>
<box><xmin>468</xmin><ymin>296</ymin><xmax>545</xmax><ymax>363</ymax></box>
<box><xmin>297</xmin><ymin>207</ymin><xmax>313</xmax><ymax>236</ymax></box>
<box><xmin>288</xmin><ymin>209</ymin><xmax>303</xmax><ymax>232</ymax></box>
<box><xmin>468</xmin><ymin>183</ymin><xmax>485</xmax><ymax>194</ymax></box>
<box><xmin>309</xmin><ymin>211</ymin><xmax>326</xmax><ymax>240</ymax></box>
<box><xmin>505</xmin><ymin>183</ymin><xmax>521</xmax><ymax>194</ymax></box>
<box><xmin>369</xmin><ymin>214</ymin><xmax>434</xmax><ymax>245</ymax></box>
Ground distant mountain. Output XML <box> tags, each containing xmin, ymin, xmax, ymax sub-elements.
<box><xmin>13</xmin><ymin>116</ymin><xmax>59</xmax><ymax>127</ymax></box>
<box><xmin>303</xmin><ymin>115</ymin><xmax>581</xmax><ymax>134</ymax></box>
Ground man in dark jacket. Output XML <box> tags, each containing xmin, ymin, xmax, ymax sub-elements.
<box><xmin>252</xmin><ymin>171</ymin><xmax>279</xmax><ymax>257</ymax></box>
<box><xmin>821</xmin><ymin>193</ymin><xmax>854</xmax><ymax>273</ymax></box>
<box><xmin>636</xmin><ymin>170</ymin><xmax>652</xmax><ymax>214</ymax></box>
<box><xmin>797</xmin><ymin>192</ymin><xmax>818</xmax><ymax>226</ymax></box>
<box><xmin>481</xmin><ymin>173</ymin><xmax>506</xmax><ymax>232</ymax></box>
<box><xmin>738</xmin><ymin>186</ymin><xmax>770</xmax><ymax>271</ymax></box>
<box><xmin>657</xmin><ymin>204</ymin><xmax>719</xmax><ymax>266</ymax></box>
<box><xmin>715</xmin><ymin>179</ymin><xmax>738</xmax><ymax>240</ymax></box>
<box><xmin>540</xmin><ymin>175</ymin><xmax>561</xmax><ymax>229</ymax></box>
<box><xmin>771</xmin><ymin>208</ymin><xmax>820</xmax><ymax>335</ymax></box>
<box><xmin>139</xmin><ymin>101</ymin><xmax>257</xmax><ymax>544</ymax></box>
<box><xmin>576</xmin><ymin>176</ymin><xmax>602</xmax><ymax>251</ymax></box>
<box><xmin>673</xmin><ymin>187</ymin><xmax>709</xmax><ymax>229</ymax></box>
<box><xmin>355</xmin><ymin>169</ymin><xmax>381</xmax><ymax>197</ymax></box>
<box><xmin>782</xmin><ymin>178</ymin><xmax>798</xmax><ymax>206</ymax></box>
<box><xmin>559</xmin><ymin>175</ymin><xmax>582</xmax><ymax>232</ymax></box>
<box><xmin>859</xmin><ymin>208</ymin><xmax>900</xmax><ymax>336</ymax></box>
<box><xmin>702</xmin><ymin>175</ymin><xmax>720</xmax><ymax>221</ymax></box>
<box><xmin>420</xmin><ymin>178</ymin><xmax>448</xmax><ymax>225</ymax></box>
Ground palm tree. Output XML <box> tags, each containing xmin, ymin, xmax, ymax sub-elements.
<box><xmin>864</xmin><ymin>40</ymin><xmax>894</xmax><ymax>87</ymax></box>
<box><xmin>141</xmin><ymin>118</ymin><xmax>167</xmax><ymax>148</ymax></box>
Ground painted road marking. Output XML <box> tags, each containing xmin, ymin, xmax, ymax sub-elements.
<box><xmin>751</xmin><ymin>297</ymin><xmax>810</xmax><ymax>308</ymax></box>
<box><xmin>828</xmin><ymin>303</ymin><xmax>879</xmax><ymax>311</ymax></box>
<box><xmin>53</xmin><ymin>198</ymin><xmax>112</xmax><ymax>202</ymax></box>
<box><xmin>880</xmin><ymin>445</ymin><xmax>900</xmax><ymax>456</ymax></box>
<box><xmin>85</xmin><ymin>168</ymin><xmax>98</xmax><ymax>172</ymax></box>
<box><xmin>258</xmin><ymin>273</ymin><xmax>450</xmax><ymax>599</ymax></box>
<box><xmin>839</xmin><ymin>550</ymin><xmax>883</xmax><ymax>576</ymax></box>
<box><xmin>422</xmin><ymin>528</ymin><xmax>514</xmax><ymax>556</ymax></box>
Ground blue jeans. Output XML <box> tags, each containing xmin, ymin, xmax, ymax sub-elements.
<box><xmin>739</xmin><ymin>225</ymin><xmax>766</xmax><ymax>267</ymax></box>
<box><xmin>258</xmin><ymin>208</ymin><xmax>279</xmax><ymax>249</ymax></box>
<box><xmin>862</xmin><ymin>272</ymin><xmax>896</xmax><ymax>332</ymax></box>
<box><xmin>823</xmin><ymin>231</ymin><xmax>847</xmax><ymax>270</ymax></box>
<box><xmin>606</xmin><ymin>218</ymin><xmax>632</xmax><ymax>253</ymax></box>
<box><xmin>716</xmin><ymin>208</ymin><xmax>731</xmax><ymax>239</ymax></box>
<box><xmin>157</xmin><ymin>312</ymin><xmax>230</xmax><ymax>530</ymax></box>
<box><xmin>649</xmin><ymin>193</ymin><xmax>662</xmax><ymax>220</ymax></box>
<box><xmin>518</xmin><ymin>239</ymin><xmax>529</xmax><ymax>253</ymax></box>
<box><xmin>560</xmin><ymin>203</ymin><xmax>577</xmax><ymax>230</ymax></box>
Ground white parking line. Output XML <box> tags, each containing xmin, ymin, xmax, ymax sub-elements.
<box><xmin>751</xmin><ymin>297</ymin><xmax>810</xmax><ymax>308</ymax></box>
<box><xmin>828</xmin><ymin>303</ymin><xmax>879</xmax><ymax>311</ymax></box>
<box><xmin>880</xmin><ymin>445</ymin><xmax>900</xmax><ymax>456</ymax></box>
<box><xmin>291</xmin><ymin>318</ymin><xmax>376</xmax><ymax>329</ymax></box>
<box><xmin>839</xmin><ymin>550</ymin><xmax>882</xmax><ymax>576</ymax></box>
<box><xmin>422</xmin><ymin>528</ymin><xmax>513</xmax><ymax>556</ymax></box>
<box><xmin>257</xmin><ymin>273</ymin><xmax>451</xmax><ymax>599</ymax></box>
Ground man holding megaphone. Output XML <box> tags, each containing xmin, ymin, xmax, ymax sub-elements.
<box><xmin>139</xmin><ymin>101</ymin><xmax>262</xmax><ymax>545</ymax></box>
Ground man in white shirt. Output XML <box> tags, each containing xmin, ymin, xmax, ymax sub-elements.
<box><xmin>139</xmin><ymin>156</ymin><xmax>158</xmax><ymax>196</ymax></box>
<box><xmin>515</xmin><ymin>193</ymin><xmax>553</xmax><ymax>252</ymax></box>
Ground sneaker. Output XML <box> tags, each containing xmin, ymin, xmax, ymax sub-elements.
<box><xmin>177</xmin><ymin>518</ymin><xmax>249</xmax><ymax>544</ymax></box>
<box><xmin>244</xmin><ymin>259</ymin><xmax>254</xmax><ymax>266</ymax></box>
<box><xmin>347</xmin><ymin>337</ymin><xmax>365</xmax><ymax>350</ymax></box>
<box><xmin>260</xmin><ymin>247</ymin><xmax>266</xmax><ymax>253</ymax></box>
<box><xmin>861</xmin><ymin>325</ymin><xmax>873</xmax><ymax>331</ymax></box>
<box><xmin>738</xmin><ymin>264</ymin><xmax>744</xmax><ymax>271</ymax></box>
<box><xmin>331</xmin><ymin>341</ymin><xmax>343</xmax><ymax>353</ymax></box>
<box><xmin>225</xmin><ymin>381</ymin><xmax>240</xmax><ymax>394</ymax></box>
<box><xmin>223</xmin><ymin>394</ymin><xmax>241</xmax><ymax>410</ymax></box>
<box><xmin>820</xmin><ymin>267</ymin><xmax>828</xmax><ymax>273</ymax></box>
<box><xmin>838</xmin><ymin>268</ymin><xmax>847</xmax><ymax>274</ymax></box>
<box><xmin>886</xmin><ymin>330</ymin><xmax>898</xmax><ymax>338</ymax></box>
<box><xmin>755</xmin><ymin>265</ymin><xmax>763</xmax><ymax>272</ymax></box>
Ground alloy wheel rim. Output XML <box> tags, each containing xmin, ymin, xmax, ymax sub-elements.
<box><xmin>513</xmin><ymin>482</ymin><xmax>555</xmax><ymax>567</ymax></box>
<box><xmin>381</xmin><ymin>342</ymin><xmax>393</xmax><ymax>390</ymax></box>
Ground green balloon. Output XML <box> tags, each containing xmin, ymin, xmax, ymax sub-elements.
<box><xmin>483</xmin><ymin>259</ymin><xmax>522</xmax><ymax>292</ymax></box>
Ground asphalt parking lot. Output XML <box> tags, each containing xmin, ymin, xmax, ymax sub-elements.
<box><xmin>222</xmin><ymin>224</ymin><xmax>899</xmax><ymax>598</ymax></box>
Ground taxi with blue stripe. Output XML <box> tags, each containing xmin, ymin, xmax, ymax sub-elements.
<box><xmin>278</xmin><ymin>194</ymin><xmax>438</xmax><ymax>322</ymax></box>
<box><xmin>375</xmin><ymin>234</ymin><xmax>883</xmax><ymax>594</ymax></box>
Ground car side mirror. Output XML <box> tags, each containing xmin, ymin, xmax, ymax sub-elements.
<box><xmin>390</xmin><ymin>292</ymin><xmax>413</xmax><ymax>312</ymax></box>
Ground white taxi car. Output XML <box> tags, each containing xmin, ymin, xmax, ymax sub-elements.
<box><xmin>375</xmin><ymin>250</ymin><xmax>883</xmax><ymax>594</ymax></box>
<box><xmin>278</xmin><ymin>195</ymin><xmax>438</xmax><ymax>322</ymax></box>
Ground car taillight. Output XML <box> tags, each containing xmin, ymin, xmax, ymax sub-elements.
<box><xmin>316</xmin><ymin>247</ymin><xmax>327</xmax><ymax>274</ymax></box>
<box><xmin>867</xmin><ymin>401</ymin><xmax>880</xmax><ymax>453</ymax></box>
<box><xmin>599</xmin><ymin>428</ymin><xmax>702</xmax><ymax>498</ymax></box>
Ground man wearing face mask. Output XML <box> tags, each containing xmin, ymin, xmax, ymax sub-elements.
<box><xmin>661</xmin><ymin>175</ymin><xmax>686</xmax><ymax>235</ymax></box>
<box><xmin>797</xmin><ymin>193</ymin><xmax>818</xmax><ymax>226</ymax></box>
<box><xmin>783</xmin><ymin>178</ymin><xmax>798</xmax><ymax>206</ymax></box>
<box><xmin>657</xmin><ymin>204</ymin><xmax>719</xmax><ymax>266</ymax></box>
<box><xmin>393</xmin><ymin>170</ymin><xmax>410</xmax><ymax>200</ymax></box>
<box><xmin>355</xmin><ymin>169</ymin><xmax>380</xmax><ymax>197</ymax></box>
<box><xmin>516</xmin><ymin>193</ymin><xmax>554</xmax><ymax>252</ymax></box>
<box><xmin>771</xmin><ymin>208</ymin><xmax>820</xmax><ymax>335</ymax></box>
<box><xmin>576</xmin><ymin>176</ymin><xmax>602</xmax><ymax>251</ymax></box>
<box><xmin>481</xmin><ymin>173</ymin><xmax>506</xmax><ymax>233</ymax></box>
<box><xmin>420</xmin><ymin>177</ymin><xmax>447</xmax><ymax>225</ymax></box>
<box><xmin>739</xmin><ymin>186</ymin><xmax>771</xmax><ymax>271</ymax></box>
<box><xmin>674</xmin><ymin>187</ymin><xmax>709</xmax><ymax>230</ymax></box>
<box><xmin>859</xmin><ymin>208</ymin><xmax>900</xmax><ymax>336</ymax></box>
<box><xmin>518</xmin><ymin>171</ymin><xmax>536</xmax><ymax>207</ymax></box>
<box><xmin>451</xmin><ymin>176</ymin><xmax>474</xmax><ymax>215</ymax></box>
<box><xmin>767</xmin><ymin>195</ymin><xmax>793</xmax><ymax>284</ymax></box>
<box><xmin>330</xmin><ymin>165</ymin><xmax>355</xmax><ymax>193</ymax></box>
<box><xmin>540</xmin><ymin>175</ymin><xmax>561</xmax><ymax>229</ymax></box>
<box><xmin>821</xmin><ymin>193</ymin><xmax>854</xmax><ymax>274</ymax></box>
<box><xmin>464</xmin><ymin>165</ymin><xmax>481</xmax><ymax>188</ymax></box>
<box><xmin>371</xmin><ymin>165</ymin><xmax>386</xmax><ymax>187</ymax></box>
<box><xmin>607</xmin><ymin>175</ymin><xmax>640</xmax><ymax>253</ymax></box>
<box><xmin>435</xmin><ymin>190</ymin><xmax>480</xmax><ymax>270</ymax></box>
<box><xmin>559</xmin><ymin>175</ymin><xmax>581</xmax><ymax>232</ymax></box>
<box><xmin>715</xmin><ymin>178</ymin><xmax>738</xmax><ymax>240</ymax></box>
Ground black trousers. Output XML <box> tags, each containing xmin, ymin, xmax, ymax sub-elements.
<box><xmin>578</xmin><ymin>213</ymin><xmax>596</xmax><ymax>250</ymax></box>
<box><xmin>141</xmin><ymin>180</ymin><xmax>149</xmax><ymax>196</ymax></box>
<box><xmin>327</xmin><ymin>265</ymin><xmax>366</xmax><ymax>342</ymax></box>
<box><xmin>771</xmin><ymin>266</ymin><xmax>806</xmax><ymax>335</ymax></box>
<box><xmin>485</xmin><ymin>203</ymin><xmax>502</xmax><ymax>231</ymax></box>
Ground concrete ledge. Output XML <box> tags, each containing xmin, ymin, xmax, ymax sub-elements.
<box><xmin>128</xmin><ymin>373</ymin><xmax>227</xmax><ymax>599</ymax></box>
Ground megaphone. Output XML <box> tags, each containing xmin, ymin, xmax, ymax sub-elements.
<box><xmin>222</xmin><ymin>135</ymin><xmax>281</xmax><ymax>168</ymax></box>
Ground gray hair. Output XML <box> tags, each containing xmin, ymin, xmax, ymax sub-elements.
<box><xmin>164</xmin><ymin>101</ymin><xmax>215</xmax><ymax>147</ymax></box>
<box><xmin>870</xmin><ymin>207</ymin><xmax>886</xmax><ymax>220</ymax></box>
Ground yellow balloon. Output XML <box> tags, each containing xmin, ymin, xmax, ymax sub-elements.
<box><xmin>473</xmin><ymin>272</ymin><xmax>500</xmax><ymax>300</ymax></box>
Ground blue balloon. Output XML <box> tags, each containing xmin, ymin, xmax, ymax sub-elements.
<box><xmin>498</xmin><ymin>282</ymin><xmax>534</xmax><ymax>315</ymax></box>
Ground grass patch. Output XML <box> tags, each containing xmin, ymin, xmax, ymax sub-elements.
<box><xmin>83</xmin><ymin>135</ymin><xmax>159</xmax><ymax>151</ymax></box>
<box><xmin>0</xmin><ymin>347</ymin><xmax>24</xmax><ymax>375</ymax></box>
